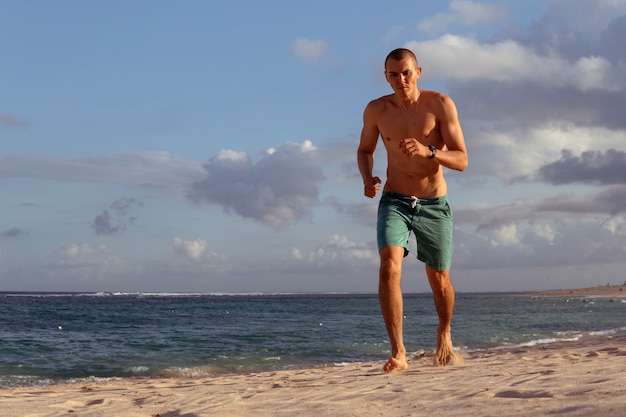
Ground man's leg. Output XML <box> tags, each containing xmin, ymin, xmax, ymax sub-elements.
<box><xmin>379</xmin><ymin>246</ymin><xmax>408</xmax><ymax>372</ymax></box>
<box><xmin>426</xmin><ymin>266</ymin><xmax>458</xmax><ymax>366</ymax></box>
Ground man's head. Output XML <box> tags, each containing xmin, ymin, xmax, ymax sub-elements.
<box><xmin>384</xmin><ymin>48</ymin><xmax>418</xmax><ymax>69</ymax></box>
<box><xmin>384</xmin><ymin>48</ymin><xmax>421</xmax><ymax>96</ymax></box>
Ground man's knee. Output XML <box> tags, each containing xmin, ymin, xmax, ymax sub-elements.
<box><xmin>379</xmin><ymin>247</ymin><xmax>404</xmax><ymax>283</ymax></box>
<box><xmin>380</xmin><ymin>257</ymin><xmax>401</xmax><ymax>280</ymax></box>
<box><xmin>427</xmin><ymin>268</ymin><xmax>453</xmax><ymax>297</ymax></box>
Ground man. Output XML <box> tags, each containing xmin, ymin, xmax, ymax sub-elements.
<box><xmin>357</xmin><ymin>48</ymin><xmax>468</xmax><ymax>373</ymax></box>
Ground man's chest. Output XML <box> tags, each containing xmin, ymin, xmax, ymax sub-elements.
<box><xmin>378</xmin><ymin>111</ymin><xmax>438</xmax><ymax>142</ymax></box>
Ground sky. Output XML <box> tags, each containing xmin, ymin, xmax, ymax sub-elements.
<box><xmin>2</xmin><ymin>0</ymin><xmax>626</xmax><ymax>294</ymax></box>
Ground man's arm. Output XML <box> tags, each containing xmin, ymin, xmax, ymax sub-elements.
<box><xmin>434</xmin><ymin>95</ymin><xmax>468</xmax><ymax>172</ymax></box>
<box><xmin>398</xmin><ymin>94</ymin><xmax>468</xmax><ymax>172</ymax></box>
<box><xmin>358</xmin><ymin>102</ymin><xmax>382</xmax><ymax>198</ymax></box>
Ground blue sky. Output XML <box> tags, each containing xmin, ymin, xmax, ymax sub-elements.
<box><xmin>2</xmin><ymin>0</ymin><xmax>626</xmax><ymax>293</ymax></box>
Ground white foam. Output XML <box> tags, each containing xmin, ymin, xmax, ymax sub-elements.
<box><xmin>126</xmin><ymin>366</ymin><xmax>150</xmax><ymax>374</ymax></box>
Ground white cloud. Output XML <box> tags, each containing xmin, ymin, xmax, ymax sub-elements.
<box><xmin>488</xmin><ymin>224</ymin><xmax>521</xmax><ymax>247</ymax></box>
<box><xmin>188</xmin><ymin>140</ymin><xmax>325</xmax><ymax>230</ymax></box>
<box><xmin>173</xmin><ymin>237</ymin><xmax>208</xmax><ymax>260</ymax></box>
<box><xmin>418</xmin><ymin>0</ymin><xmax>506</xmax><ymax>33</ymax></box>
<box><xmin>299</xmin><ymin>139</ymin><xmax>317</xmax><ymax>152</ymax></box>
<box><xmin>61</xmin><ymin>243</ymin><xmax>108</xmax><ymax>258</ymax></box>
<box><xmin>267</xmin><ymin>140</ymin><xmax>316</xmax><ymax>156</ymax></box>
<box><xmin>469</xmin><ymin>124</ymin><xmax>626</xmax><ymax>182</ymax></box>
<box><xmin>601</xmin><ymin>215</ymin><xmax>626</xmax><ymax>235</ymax></box>
<box><xmin>528</xmin><ymin>223</ymin><xmax>557</xmax><ymax>245</ymax></box>
<box><xmin>57</xmin><ymin>243</ymin><xmax>123</xmax><ymax>271</ymax></box>
<box><xmin>407</xmin><ymin>35</ymin><xmax>623</xmax><ymax>92</ymax></box>
<box><xmin>172</xmin><ymin>237</ymin><xmax>225</xmax><ymax>263</ymax></box>
<box><xmin>215</xmin><ymin>149</ymin><xmax>248</xmax><ymax>162</ymax></box>
<box><xmin>294</xmin><ymin>234</ymin><xmax>378</xmax><ymax>266</ymax></box>
<box><xmin>453</xmin><ymin>213</ymin><xmax>626</xmax><ymax>271</ymax></box>
<box><xmin>455</xmin><ymin>187</ymin><xmax>626</xmax><ymax>236</ymax></box>
<box><xmin>292</xmin><ymin>38</ymin><xmax>329</xmax><ymax>63</ymax></box>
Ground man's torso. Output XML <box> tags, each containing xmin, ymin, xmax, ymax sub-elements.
<box><xmin>374</xmin><ymin>90</ymin><xmax>447</xmax><ymax>197</ymax></box>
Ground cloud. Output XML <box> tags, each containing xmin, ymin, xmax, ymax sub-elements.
<box><xmin>536</xmin><ymin>186</ymin><xmax>626</xmax><ymax>217</ymax></box>
<box><xmin>405</xmin><ymin>0</ymin><xmax>626</xmax><ymax>154</ymax></box>
<box><xmin>172</xmin><ymin>237</ymin><xmax>225</xmax><ymax>262</ymax></box>
<box><xmin>61</xmin><ymin>243</ymin><xmax>106</xmax><ymax>258</ymax></box>
<box><xmin>292</xmin><ymin>38</ymin><xmax>329</xmax><ymax>63</ymax></box>
<box><xmin>325</xmin><ymin>197</ymin><xmax>377</xmax><ymax>228</ymax></box>
<box><xmin>92</xmin><ymin>197</ymin><xmax>144</xmax><ymax>235</ymax></box>
<box><xmin>538</xmin><ymin>149</ymin><xmax>626</xmax><ymax>185</ymax></box>
<box><xmin>173</xmin><ymin>237</ymin><xmax>207</xmax><ymax>260</ymax></box>
<box><xmin>600</xmin><ymin>14</ymin><xmax>626</xmax><ymax>62</ymax></box>
<box><xmin>418</xmin><ymin>0</ymin><xmax>506</xmax><ymax>33</ymax></box>
<box><xmin>456</xmin><ymin>124</ymin><xmax>626</xmax><ymax>184</ymax></box>
<box><xmin>56</xmin><ymin>243</ymin><xmax>122</xmax><ymax>269</ymax></box>
<box><xmin>407</xmin><ymin>0</ymin><xmax>626</xmax><ymax>189</ymax></box>
<box><xmin>1</xmin><ymin>228</ymin><xmax>27</xmax><ymax>238</ymax></box>
<box><xmin>49</xmin><ymin>243</ymin><xmax>126</xmax><ymax>289</ymax></box>
<box><xmin>453</xmin><ymin>213</ymin><xmax>626</xmax><ymax>270</ymax></box>
<box><xmin>188</xmin><ymin>140</ymin><xmax>325</xmax><ymax>230</ymax></box>
<box><xmin>0</xmin><ymin>151</ymin><xmax>205</xmax><ymax>194</ymax></box>
<box><xmin>455</xmin><ymin>185</ymin><xmax>626</xmax><ymax>230</ymax></box>
<box><xmin>505</xmin><ymin>0</ymin><xmax>626</xmax><ymax>58</ymax></box>
<box><xmin>407</xmin><ymin>35</ymin><xmax>623</xmax><ymax>92</ymax></box>
<box><xmin>0</xmin><ymin>112</ymin><xmax>27</xmax><ymax>128</ymax></box>
<box><xmin>293</xmin><ymin>234</ymin><xmax>377</xmax><ymax>265</ymax></box>
<box><xmin>255</xmin><ymin>234</ymin><xmax>381</xmax><ymax>289</ymax></box>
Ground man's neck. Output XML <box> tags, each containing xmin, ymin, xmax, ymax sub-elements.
<box><xmin>395</xmin><ymin>89</ymin><xmax>421</xmax><ymax>108</ymax></box>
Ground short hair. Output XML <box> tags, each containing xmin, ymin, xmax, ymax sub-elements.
<box><xmin>384</xmin><ymin>48</ymin><xmax>418</xmax><ymax>69</ymax></box>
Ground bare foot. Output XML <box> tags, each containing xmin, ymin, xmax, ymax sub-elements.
<box><xmin>383</xmin><ymin>356</ymin><xmax>408</xmax><ymax>373</ymax></box>
<box><xmin>434</xmin><ymin>347</ymin><xmax>460</xmax><ymax>366</ymax></box>
<box><xmin>434</xmin><ymin>328</ymin><xmax>460</xmax><ymax>366</ymax></box>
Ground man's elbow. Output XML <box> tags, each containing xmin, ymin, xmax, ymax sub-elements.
<box><xmin>454</xmin><ymin>155</ymin><xmax>468</xmax><ymax>172</ymax></box>
<box><xmin>357</xmin><ymin>148</ymin><xmax>374</xmax><ymax>159</ymax></box>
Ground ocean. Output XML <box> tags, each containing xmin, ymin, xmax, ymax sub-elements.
<box><xmin>1</xmin><ymin>292</ymin><xmax>625</xmax><ymax>388</ymax></box>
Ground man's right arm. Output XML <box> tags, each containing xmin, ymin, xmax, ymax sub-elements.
<box><xmin>358</xmin><ymin>102</ymin><xmax>382</xmax><ymax>198</ymax></box>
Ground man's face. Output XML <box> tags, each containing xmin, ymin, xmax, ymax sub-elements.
<box><xmin>384</xmin><ymin>57</ymin><xmax>421</xmax><ymax>95</ymax></box>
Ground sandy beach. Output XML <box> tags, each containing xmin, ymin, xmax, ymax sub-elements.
<box><xmin>2</xmin><ymin>334</ymin><xmax>625</xmax><ymax>416</ymax></box>
<box><xmin>3</xmin><ymin>286</ymin><xmax>626</xmax><ymax>417</ymax></box>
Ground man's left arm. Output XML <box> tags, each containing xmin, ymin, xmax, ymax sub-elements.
<box><xmin>433</xmin><ymin>95</ymin><xmax>468</xmax><ymax>172</ymax></box>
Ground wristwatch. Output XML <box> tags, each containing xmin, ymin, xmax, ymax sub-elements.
<box><xmin>428</xmin><ymin>145</ymin><xmax>437</xmax><ymax>159</ymax></box>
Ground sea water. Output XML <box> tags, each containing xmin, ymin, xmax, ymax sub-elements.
<box><xmin>0</xmin><ymin>292</ymin><xmax>624</xmax><ymax>387</ymax></box>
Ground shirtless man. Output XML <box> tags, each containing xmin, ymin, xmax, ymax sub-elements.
<box><xmin>357</xmin><ymin>48</ymin><xmax>468</xmax><ymax>372</ymax></box>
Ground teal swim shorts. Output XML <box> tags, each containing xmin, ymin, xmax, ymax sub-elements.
<box><xmin>377</xmin><ymin>191</ymin><xmax>453</xmax><ymax>271</ymax></box>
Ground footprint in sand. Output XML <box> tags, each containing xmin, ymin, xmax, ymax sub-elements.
<box><xmin>495</xmin><ymin>390</ymin><xmax>554</xmax><ymax>399</ymax></box>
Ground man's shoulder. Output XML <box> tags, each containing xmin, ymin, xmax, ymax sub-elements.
<box><xmin>365</xmin><ymin>94</ymin><xmax>394</xmax><ymax>116</ymax></box>
<box><xmin>368</xmin><ymin>94</ymin><xmax>394</xmax><ymax>107</ymax></box>
<box><xmin>421</xmin><ymin>90</ymin><xmax>457</xmax><ymax>115</ymax></box>
<box><xmin>421</xmin><ymin>89</ymin><xmax>450</xmax><ymax>101</ymax></box>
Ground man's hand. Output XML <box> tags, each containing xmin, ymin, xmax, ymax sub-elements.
<box><xmin>364</xmin><ymin>177</ymin><xmax>382</xmax><ymax>198</ymax></box>
<box><xmin>399</xmin><ymin>138</ymin><xmax>428</xmax><ymax>158</ymax></box>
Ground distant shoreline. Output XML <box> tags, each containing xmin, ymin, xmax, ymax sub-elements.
<box><xmin>522</xmin><ymin>284</ymin><xmax>626</xmax><ymax>298</ymax></box>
